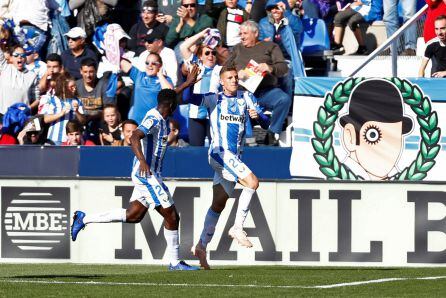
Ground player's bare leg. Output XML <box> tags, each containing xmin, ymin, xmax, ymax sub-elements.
<box><xmin>228</xmin><ymin>173</ymin><xmax>259</xmax><ymax>248</ymax></box>
<box><xmin>192</xmin><ymin>184</ymin><xmax>229</xmax><ymax>270</ymax></box>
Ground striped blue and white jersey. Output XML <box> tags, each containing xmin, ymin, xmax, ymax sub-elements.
<box><xmin>133</xmin><ymin>108</ymin><xmax>168</xmax><ymax>177</ymax></box>
<box><xmin>185</xmin><ymin>54</ymin><xmax>221</xmax><ymax>119</ymax></box>
<box><xmin>40</xmin><ymin>95</ymin><xmax>84</xmax><ymax>144</ymax></box>
<box><xmin>201</xmin><ymin>90</ymin><xmax>260</xmax><ymax>156</ymax></box>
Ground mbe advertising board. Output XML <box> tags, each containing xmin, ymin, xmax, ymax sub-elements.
<box><xmin>0</xmin><ymin>179</ymin><xmax>445</xmax><ymax>266</ymax></box>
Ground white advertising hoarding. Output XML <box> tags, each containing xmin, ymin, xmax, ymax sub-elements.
<box><xmin>1</xmin><ymin>179</ymin><xmax>445</xmax><ymax>266</ymax></box>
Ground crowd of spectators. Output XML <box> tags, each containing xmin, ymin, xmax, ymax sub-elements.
<box><xmin>0</xmin><ymin>0</ymin><xmax>440</xmax><ymax>148</ymax></box>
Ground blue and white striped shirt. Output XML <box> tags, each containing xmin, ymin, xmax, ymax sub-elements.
<box><xmin>185</xmin><ymin>54</ymin><xmax>221</xmax><ymax>119</ymax></box>
<box><xmin>133</xmin><ymin>108</ymin><xmax>168</xmax><ymax>177</ymax></box>
<box><xmin>200</xmin><ymin>91</ymin><xmax>261</xmax><ymax>156</ymax></box>
<box><xmin>40</xmin><ymin>95</ymin><xmax>84</xmax><ymax>144</ymax></box>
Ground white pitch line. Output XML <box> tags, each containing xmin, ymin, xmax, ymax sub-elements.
<box><xmin>1</xmin><ymin>276</ymin><xmax>446</xmax><ymax>289</ymax></box>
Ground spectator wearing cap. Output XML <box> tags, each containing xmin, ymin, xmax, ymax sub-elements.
<box><xmin>128</xmin><ymin>0</ymin><xmax>169</xmax><ymax>56</ymax></box>
<box><xmin>61</xmin><ymin>27</ymin><xmax>99</xmax><ymax>80</ymax></box>
<box><xmin>226</xmin><ymin>20</ymin><xmax>290</xmax><ymax>145</ymax></box>
<box><xmin>136</xmin><ymin>32</ymin><xmax>179</xmax><ymax>86</ymax></box>
<box><xmin>0</xmin><ymin>44</ymin><xmax>40</xmax><ymax>116</ymax></box>
<box><xmin>165</xmin><ymin>0</ymin><xmax>213</xmax><ymax>58</ymax></box>
<box><xmin>259</xmin><ymin>0</ymin><xmax>304</xmax><ymax>100</ymax></box>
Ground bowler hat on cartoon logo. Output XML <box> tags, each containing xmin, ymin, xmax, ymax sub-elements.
<box><xmin>340</xmin><ymin>80</ymin><xmax>413</xmax><ymax>134</ymax></box>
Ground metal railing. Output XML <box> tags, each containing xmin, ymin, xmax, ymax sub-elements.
<box><xmin>349</xmin><ymin>4</ymin><xmax>428</xmax><ymax>77</ymax></box>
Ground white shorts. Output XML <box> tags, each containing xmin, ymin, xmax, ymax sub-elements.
<box><xmin>130</xmin><ymin>172</ymin><xmax>173</xmax><ymax>209</ymax></box>
<box><xmin>209</xmin><ymin>150</ymin><xmax>252</xmax><ymax>196</ymax></box>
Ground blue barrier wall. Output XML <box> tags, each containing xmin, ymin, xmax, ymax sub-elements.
<box><xmin>0</xmin><ymin>146</ymin><xmax>292</xmax><ymax>179</ymax></box>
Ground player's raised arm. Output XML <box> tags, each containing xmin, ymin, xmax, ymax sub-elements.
<box><xmin>130</xmin><ymin>129</ymin><xmax>151</xmax><ymax>177</ymax></box>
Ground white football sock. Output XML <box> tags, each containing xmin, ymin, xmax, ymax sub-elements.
<box><xmin>234</xmin><ymin>187</ymin><xmax>255</xmax><ymax>229</ymax></box>
<box><xmin>199</xmin><ymin>208</ymin><xmax>220</xmax><ymax>248</ymax></box>
<box><xmin>164</xmin><ymin>228</ymin><xmax>179</xmax><ymax>266</ymax></box>
<box><xmin>83</xmin><ymin>209</ymin><xmax>127</xmax><ymax>224</ymax></box>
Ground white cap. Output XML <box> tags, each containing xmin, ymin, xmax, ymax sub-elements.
<box><xmin>65</xmin><ymin>27</ymin><xmax>87</xmax><ymax>39</ymax></box>
<box><xmin>106</xmin><ymin>24</ymin><xmax>131</xmax><ymax>40</ymax></box>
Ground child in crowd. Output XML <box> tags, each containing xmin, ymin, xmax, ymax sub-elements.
<box><xmin>40</xmin><ymin>73</ymin><xmax>86</xmax><ymax>145</ymax></box>
<box><xmin>111</xmin><ymin>119</ymin><xmax>138</xmax><ymax>146</ymax></box>
<box><xmin>99</xmin><ymin>104</ymin><xmax>122</xmax><ymax>145</ymax></box>
<box><xmin>168</xmin><ymin>119</ymin><xmax>188</xmax><ymax>147</ymax></box>
<box><xmin>62</xmin><ymin>119</ymin><xmax>95</xmax><ymax>146</ymax></box>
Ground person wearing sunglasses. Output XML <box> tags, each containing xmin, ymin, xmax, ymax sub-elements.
<box><xmin>136</xmin><ymin>32</ymin><xmax>179</xmax><ymax>87</ymax></box>
<box><xmin>128</xmin><ymin>0</ymin><xmax>169</xmax><ymax>56</ymax></box>
<box><xmin>120</xmin><ymin>52</ymin><xmax>173</xmax><ymax>124</ymax></box>
<box><xmin>165</xmin><ymin>0</ymin><xmax>213</xmax><ymax>60</ymax></box>
<box><xmin>61</xmin><ymin>27</ymin><xmax>99</xmax><ymax>80</ymax></box>
<box><xmin>0</xmin><ymin>44</ymin><xmax>40</xmax><ymax>116</ymax></box>
<box><xmin>180</xmin><ymin>29</ymin><xmax>222</xmax><ymax>146</ymax></box>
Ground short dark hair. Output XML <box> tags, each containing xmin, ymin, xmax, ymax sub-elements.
<box><xmin>46</xmin><ymin>53</ymin><xmax>62</xmax><ymax>65</ymax></box>
<box><xmin>122</xmin><ymin>119</ymin><xmax>138</xmax><ymax>129</ymax></box>
<box><xmin>80</xmin><ymin>57</ymin><xmax>97</xmax><ymax>69</ymax></box>
<box><xmin>169</xmin><ymin>118</ymin><xmax>180</xmax><ymax>130</ymax></box>
<box><xmin>436</xmin><ymin>14</ymin><xmax>446</xmax><ymax>22</ymax></box>
<box><xmin>157</xmin><ymin>89</ymin><xmax>177</xmax><ymax>105</ymax></box>
<box><xmin>66</xmin><ymin>119</ymin><xmax>84</xmax><ymax>134</ymax></box>
<box><xmin>9</xmin><ymin>44</ymin><xmax>24</xmax><ymax>55</ymax></box>
<box><xmin>220</xmin><ymin>64</ymin><xmax>237</xmax><ymax>77</ymax></box>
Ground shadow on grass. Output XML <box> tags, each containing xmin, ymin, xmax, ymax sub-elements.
<box><xmin>10</xmin><ymin>275</ymin><xmax>105</xmax><ymax>279</ymax></box>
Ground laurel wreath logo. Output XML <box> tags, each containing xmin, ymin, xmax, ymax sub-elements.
<box><xmin>311</xmin><ymin>77</ymin><xmax>441</xmax><ymax>180</ymax></box>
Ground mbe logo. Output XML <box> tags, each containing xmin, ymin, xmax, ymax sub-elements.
<box><xmin>1</xmin><ymin>187</ymin><xmax>70</xmax><ymax>258</ymax></box>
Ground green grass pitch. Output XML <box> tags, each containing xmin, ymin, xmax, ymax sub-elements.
<box><xmin>0</xmin><ymin>264</ymin><xmax>446</xmax><ymax>297</ymax></box>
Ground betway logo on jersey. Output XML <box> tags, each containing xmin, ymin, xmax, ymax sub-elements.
<box><xmin>220</xmin><ymin>113</ymin><xmax>245</xmax><ymax>123</ymax></box>
<box><xmin>1</xmin><ymin>187</ymin><xmax>70</xmax><ymax>258</ymax></box>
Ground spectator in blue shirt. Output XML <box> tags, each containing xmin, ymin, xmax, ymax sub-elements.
<box><xmin>120</xmin><ymin>52</ymin><xmax>173</xmax><ymax>124</ymax></box>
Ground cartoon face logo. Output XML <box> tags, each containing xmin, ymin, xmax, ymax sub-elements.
<box><xmin>339</xmin><ymin>79</ymin><xmax>413</xmax><ymax>180</ymax></box>
<box><xmin>311</xmin><ymin>78</ymin><xmax>441</xmax><ymax>181</ymax></box>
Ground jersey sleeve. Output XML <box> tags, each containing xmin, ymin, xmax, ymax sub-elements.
<box><xmin>138</xmin><ymin>115</ymin><xmax>158</xmax><ymax>135</ymax></box>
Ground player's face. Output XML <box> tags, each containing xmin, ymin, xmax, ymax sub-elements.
<box><xmin>221</xmin><ymin>70</ymin><xmax>238</xmax><ymax>95</ymax></box>
<box><xmin>435</xmin><ymin>19</ymin><xmax>446</xmax><ymax>42</ymax></box>
<box><xmin>123</xmin><ymin>123</ymin><xmax>137</xmax><ymax>145</ymax></box>
<box><xmin>47</xmin><ymin>60</ymin><xmax>62</xmax><ymax>76</ymax></box>
<box><xmin>103</xmin><ymin>107</ymin><xmax>119</xmax><ymax>127</ymax></box>
<box><xmin>67</xmin><ymin>131</ymin><xmax>82</xmax><ymax>145</ymax></box>
<box><xmin>145</xmin><ymin>54</ymin><xmax>162</xmax><ymax>76</ymax></box>
<box><xmin>354</xmin><ymin>121</ymin><xmax>403</xmax><ymax>179</ymax></box>
<box><xmin>200</xmin><ymin>46</ymin><xmax>216</xmax><ymax>68</ymax></box>
<box><xmin>80</xmin><ymin>65</ymin><xmax>97</xmax><ymax>85</ymax></box>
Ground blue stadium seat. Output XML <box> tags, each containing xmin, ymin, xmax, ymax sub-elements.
<box><xmin>172</xmin><ymin>104</ymin><xmax>189</xmax><ymax>142</ymax></box>
<box><xmin>300</xmin><ymin>18</ymin><xmax>330</xmax><ymax>55</ymax></box>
